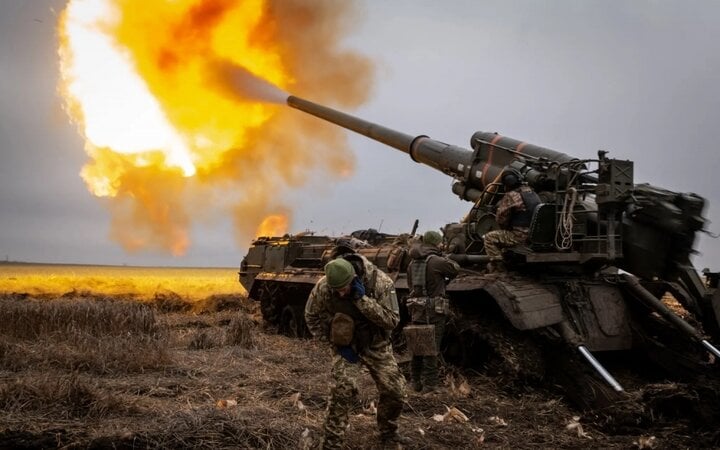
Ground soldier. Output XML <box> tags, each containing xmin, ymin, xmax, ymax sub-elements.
<box><xmin>405</xmin><ymin>230</ymin><xmax>460</xmax><ymax>393</ymax></box>
<box><xmin>305</xmin><ymin>254</ymin><xmax>410</xmax><ymax>449</ymax></box>
<box><xmin>483</xmin><ymin>169</ymin><xmax>541</xmax><ymax>272</ymax></box>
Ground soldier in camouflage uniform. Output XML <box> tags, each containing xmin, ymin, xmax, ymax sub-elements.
<box><xmin>305</xmin><ymin>254</ymin><xmax>410</xmax><ymax>449</ymax></box>
<box><xmin>483</xmin><ymin>169</ymin><xmax>541</xmax><ymax>272</ymax></box>
<box><xmin>406</xmin><ymin>230</ymin><xmax>459</xmax><ymax>393</ymax></box>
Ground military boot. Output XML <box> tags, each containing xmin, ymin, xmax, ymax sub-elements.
<box><xmin>380</xmin><ymin>432</ymin><xmax>412</xmax><ymax>449</ymax></box>
<box><xmin>412</xmin><ymin>380</ymin><xmax>423</xmax><ymax>392</ymax></box>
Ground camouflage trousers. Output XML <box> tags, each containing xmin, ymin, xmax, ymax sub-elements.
<box><xmin>410</xmin><ymin>316</ymin><xmax>446</xmax><ymax>390</ymax></box>
<box><xmin>483</xmin><ymin>229</ymin><xmax>528</xmax><ymax>258</ymax></box>
<box><xmin>321</xmin><ymin>343</ymin><xmax>407</xmax><ymax>450</ymax></box>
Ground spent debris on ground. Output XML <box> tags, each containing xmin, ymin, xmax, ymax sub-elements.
<box><xmin>0</xmin><ymin>292</ymin><xmax>718</xmax><ymax>449</ymax></box>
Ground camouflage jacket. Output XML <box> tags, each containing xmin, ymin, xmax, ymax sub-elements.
<box><xmin>406</xmin><ymin>243</ymin><xmax>459</xmax><ymax>298</ymax></box>
<box><xmin>496</xmin><ymin>185</ymin><xmax>537</xmax><ymax>230</ymax></box>
<box><xmin>305</xmin><ymin>255</ymin><xmax>400</xmax><ymax>349</ymax></box>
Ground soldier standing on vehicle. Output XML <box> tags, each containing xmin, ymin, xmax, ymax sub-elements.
<box><xmin>405</xmin><ymin>230</ymin><xmax>460</xmax><ymax>393</ymax></box>
<box><xmin>483</xmin><ymin>168</ymin><xmax>541</xmax><ymax>272</ymax></box>
<box><xmin>305</xmin><ymin>254</ymin><xmax>410</xmax><ymax>449</ymax></box>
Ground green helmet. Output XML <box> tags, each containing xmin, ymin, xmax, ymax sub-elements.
<box><xmin>325</xmin><ymin>258</ymin><xmax>355</xmax><ymax>288</ymax></box>
<box><xmin>423</xmin><ymin>230</ymin><xmax>442</xmax><ymax>246</ymax></box>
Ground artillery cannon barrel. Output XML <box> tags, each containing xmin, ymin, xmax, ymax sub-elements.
<box><xmin>288</xmin><ymin>96</ymin><xmax>415</xmax><ymax>154</ymax></box>
<box><xmin>288</xmin><ymin>95</ymin><xmax>583</xmax><ymax>197</ymax></box>
<box><xmin>288</xmin><ymin>95</ymin><xmax>474</xmax><ymax>180</ymax></box>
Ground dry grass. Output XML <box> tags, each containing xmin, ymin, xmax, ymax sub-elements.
<box><xmin>0</xmin><ymin>296</ymin><xmax>157</xmax><ymax>338</ymax></box>
<box><xmin>0</xmin><ymin>374</ymin><xmax>128</xmax><ymax>419</ymax></box>
<box><xmin>0</xmin><ymin>296</ymin><xmax>171</xmax><ymax>374</ymax></box>
<box><xmin>0</xmin><ymin>265</ymin><xmax>718</xmax><ymax>449</ymax></box>
<box><xmin>225</xmin><ymin>314</ymin><xmax>259</xmax><ymax>349</ymax></box>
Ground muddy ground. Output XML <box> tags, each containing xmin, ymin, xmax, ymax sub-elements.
<box><xmin>0</xmin><ymin>294</ymin><xmax>718</xmax><ymax>449</ymax></box>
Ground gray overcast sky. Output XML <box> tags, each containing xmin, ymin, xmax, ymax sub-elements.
<box><xmin>1</xmin><ymin>0</ymin><xmax>719</xmax><ymax>269</ymax></box>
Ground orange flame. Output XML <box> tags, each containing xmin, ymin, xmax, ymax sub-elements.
<box><xmin>255</xmin><ymin>214</ymin><xmax>289</xmax><ymax>238</ymax></box>
<box><xmin>57</xmin><ymin>0</ymin><xmax>373</xmax><ymax>256</ymax></box>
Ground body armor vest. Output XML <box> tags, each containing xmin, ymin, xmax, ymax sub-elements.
<box><xmin>510</xmin><ymin>189</ymin><xmax>541</xmax><ymax>228</ymax></box>
<box><xmin>410</xmin><ymin>257</ymin><xmax>431</xmax><ymax>297</ymax></box>
<box><xmin>407</xmin><ymin>255</ymin><xmax>450</xmax><ymax>321</ymax></box>
<box><xmin>327</xmin><ymin>271</ymin><xmax>383</xmax><ymax>349</ymax></box>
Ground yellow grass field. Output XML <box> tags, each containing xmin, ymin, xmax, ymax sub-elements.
<box><xmin>0</xmin><ymin>263</ymin><xmax>246</xmax><ymax>301</ymax></box>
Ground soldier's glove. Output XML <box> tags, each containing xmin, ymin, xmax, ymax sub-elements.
<box><xmin>338</xmin><ymin>345</ymin><xmax>359</xmax><ymax>363</ymax></box>
<box><xmin>351</xmin><ymin>277</ymin><xmax>366</xmax><ymax>301</ymax></box>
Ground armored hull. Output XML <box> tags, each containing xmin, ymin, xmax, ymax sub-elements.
<box><xmin>239</xmin><ymin>230</ymin><xmax>411</xmax><ymax>337</ymax></box>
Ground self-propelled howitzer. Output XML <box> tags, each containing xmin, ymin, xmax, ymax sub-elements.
<box><xmin>286</xmin><ymin>95</ymin><xmax>720</xmax><ymax>409</ymax></box>
<box><xmin>287</xmin><ymin>96</ymin><xmax>705</xmax><ymax>282</ymax></box>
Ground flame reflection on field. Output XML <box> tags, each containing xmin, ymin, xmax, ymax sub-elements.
<box><xmin>0</xmin><ymin>264</ymin><xmax>245</xmax><ymax>300</ymax></box>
